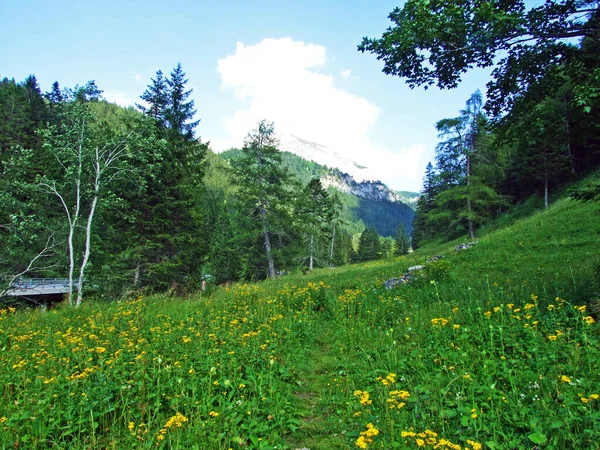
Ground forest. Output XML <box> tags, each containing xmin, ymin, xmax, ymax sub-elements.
<box><xmin>357</xmin><ymin>0</ymin><xmax>600</xmax><ymax>247</ymax></box>
<box><xmin>1</xmin><ymin>1</ymin><xmax>600</xmax><ymax>307</ymax></box>
<box><xmin>0</xmin><ymin>66</ymin><xmax>413</xmax><ymax>305</ymax></box>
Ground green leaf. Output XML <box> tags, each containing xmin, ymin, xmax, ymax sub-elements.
<box><xmin>528</xmin><ymin>432</ymin><xmax>547</xmax><ymax>444</ymax></box>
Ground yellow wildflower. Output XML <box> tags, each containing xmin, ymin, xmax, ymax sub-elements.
<box><xmin>164</xmin><ymin>412</ymin><xmax>188</xmax><ymax>429</ymax></box>
<box><xmin>560</xmin><ymin>375</ymin><xmax>572</xmax><ymax>383</ymax></box>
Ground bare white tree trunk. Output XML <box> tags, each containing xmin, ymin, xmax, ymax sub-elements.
<box><xmin>309</xmin><ymin>234</ymin><xmax>314</xmax><ymax>270</ymax></box>
<box><xmin>76</xmin><ymin>149</ymin><xmax>101</xmax><ymax>306</ymax></box>
<box><xmin>260</xmin><ymin>200</ymin><xmax>275</xmax><ymax>278</ymax></box>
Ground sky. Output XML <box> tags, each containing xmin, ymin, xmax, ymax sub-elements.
<box><xmin>1</xmin><ymin>0</ymin><xmax>490</xmax><ymax>192</ymax></box>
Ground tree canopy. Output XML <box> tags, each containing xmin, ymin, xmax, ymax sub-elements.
<box><xmin>359</xmin><ymin>0</ymin><xmax>600</xmax><ymax>115</ymax></box>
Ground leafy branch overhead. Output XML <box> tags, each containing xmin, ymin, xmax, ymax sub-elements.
<box><xmin>359</xmin><ymin>0</ymin><xmax>600</xmax><ymax>114</ymax></box>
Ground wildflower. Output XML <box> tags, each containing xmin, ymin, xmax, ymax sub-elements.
<box><xmin>471</xmin><ymin>408</ymin><xmax>478</xmax><ymax>419</ymax></box>
<box><xmin>356</xmin><ymin>423</ymin><xmax>379</xmax><ymax>448</ymax></box>
<box><xmin>0</xmin><ymin>417</ymin><xmax>6</xmax><ymax>423</ymax></box>
<box><xmin>560</xmin><ymin>375</ymin><xmax>572</xmax><ymax>383</ymax></box>
<box><xmin>484</xmin><ymin>311</ymin><xmax>492</xmax><ymax>318</ymax></box>
<box><xmin>354</xmin><ymin>390</ymin><xmax>372</xmax><ymax>405</ymax></box>
<box><xmin>416</xmin><ymin>438</ymin><xmax>425</xmax><ymax>447</ymax></box>
<box><xmin>378</xmin><ymin>373</ymin><xmax>396</xmax><ymax>386</ymax></box>
<box><xmin>128</xmin><ymin>422</ymin><xmax>135</xmax><ymax>432</ymax></box>
<box><xmin>467</xmin><ymin>440</ymin><xmax>482</xmax><ymax>450</ymax></box>
<box><xmin>547</xmin><ymin>335</ymin><xmax>557</xmax><ymax>341</ymax></box>
<box><xmin>590</xmin><ymin>394</ymin><xmax>599</xmax><ymax>400</ymax></box>
<box><xmin>547</xmin><ymin>304</ymin><xmax>555</xmax><ymax>311</ymax></box>
<box><xmin>95</xmin><ymin>346</ymin><xmax>106</xmax><ymax>353</ymax></box>
<box><xmin>164</xmin><ymin>412</ymin><xmax>188</xmax><ymax>428</ymax></box>
<box><xmin>583</xmin><ymin>316</ymin><xmax>595</xmax><ymax>325</ymax></box>
<box><xmin>453</xmin><ymin>324</ymin><xmax>460</xmax><ymax>329</ymax></box>
<box><xmin>209</xmin><ymin>411</ymin><xmax>219</xmax><ymax>417</ymax></box>
<box><xmin>431</xmin><ymin>317</ymin><xmax>449</xmax><ymax>326</ymax></box>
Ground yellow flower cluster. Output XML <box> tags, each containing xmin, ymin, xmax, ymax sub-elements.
<box><xmin>156</xmin><ymin>412</ymin><xmax>188</xmax><ymax>441</ymax></box>
<box><xmin>69</xmin><ymin>366</ymin><xmax>99</xmax><ymax>380</ymax></box>
<box><xmin>580</xmin><ymin>393</ymin><xmax>599</xmax><ymax>403</ymax></box>
<box><xmin>354</xmin><ymin>390</ymin><xmax>372</xmax><ymax>405</ymax></box>
<box><xmin>355</xmin><ymin>423</ymin><xmax>379</xmax><ymax>448</ymax></box>
<box><xmin>401</xmin><ymin>429</ymin><xmax>481</xmax><ymax>449</ymax></box>
<box><xmin>583</xmin><ymin>316</ymin><xmax>595</xmax><ymax>325</ymax></box>
<box><xmin>376</xmin><ymin>372</ymin><xmax>396</xmax><ymax>386</ymax></box>
<box><xmin>387</xmin><ymin>389</ymin><xmax>410</xmax><ymax>409</ymax></box>
<box><xmin>431</xmin><ymin>318</ymin><xmax>449</xmax><ymax>327</ymax></box>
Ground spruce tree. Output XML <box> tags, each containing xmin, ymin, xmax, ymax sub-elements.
<box><xmin>231</xmin><ymin>120</ymin><xmax>294</xmax><ymax>279</ymax></box>
<box><xmin>300</xmin><ymin>178</ymin><xmax>333</xmax><ymax>270</ymax></box>
<box><xmin>357</xmin><ymin>227</ymin><xmax>381</xmax><ymax>262</ymax></box>
<box><xmin>394</xmin><ymin>223</ymin><xmax>409</xmax><ymax>255</ymax></box>
<box><xmin>166</xmin><ymin>63</ymin><xmax>199</xmax><ymax>141</ymax></box>
<box><xmin>138</xmin><ymin>70</ymin><xmax>168</xmax><ymax>125</ymax></box>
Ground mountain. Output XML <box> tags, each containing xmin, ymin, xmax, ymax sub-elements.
<box><xmin>277</xmin><ymin>133</ymin><xmax>376</xmax><ymax>183</ymax></box>
<box><xmin>220</xmin><ymin>146</ymin><xmax>415</xmax><ymax>237</ymax></box>
<box><xmin>394</xmin><ymin>191</ymin><xmax>420</xmax><ymax>210</ymax></box>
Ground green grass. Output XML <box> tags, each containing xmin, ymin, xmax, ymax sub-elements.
<box><xmin>0</xmin><ymin>191</ymin><xmax>599</xmax><ymax>449</ymax></box>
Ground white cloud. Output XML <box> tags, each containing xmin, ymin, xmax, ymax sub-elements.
<box><xmin>103</xmin><ymin>89</ymin><xmax>136</xmax><ymax>107</ymax></box>
<box><xmin>213</xmin><ymin>37</ymin><xmax>428</xmax><ymax>191</ymax></box>
<box><xmin>133</xmin><ymin>74</ymin><xmax>144</xmax><ymax>82</ymax></box>
<box><xmin>216</xmin><ymin>38</ymin><xmax>378</xmax><ymax>149</ymax></box>
<box><xmin>340</xmin><ymin>69</ymin><xmax>352</xmax><ymax>79</ymax></box>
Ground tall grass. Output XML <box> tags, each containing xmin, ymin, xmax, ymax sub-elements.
<box><xmin>1</xmin><ymin>194</ymin><xmax>599</xmax><ymax>449</ymax></box>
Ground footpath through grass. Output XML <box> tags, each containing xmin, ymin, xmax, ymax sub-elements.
<box><xmin>0</xmin><ymin>196</ymin><xmax>599</xmax><ymax>449</ymax></box>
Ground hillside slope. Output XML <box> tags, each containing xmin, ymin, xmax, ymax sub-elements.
<box><xmin>219</xmin><ymin>148</ymin><xmax>415</xmax><ymax>237</ymax></box>
<box><xmin>1</xmin><ymin>187</ymin><xmax>598</xmax><ymax>450</ymax></box>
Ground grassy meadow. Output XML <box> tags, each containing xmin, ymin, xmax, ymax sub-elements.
<box><xmin>1</xmin><ymin>195</ymin><xmax>599</xmax><ymax>449</ymax></box>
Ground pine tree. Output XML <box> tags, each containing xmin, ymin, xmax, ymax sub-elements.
<box><xmin>394</xmin><ymin>223</ymin><xmax>409</xmax><ymax>255</ymax></box>
<box><xmin>137</xmin><ymin>70</ymin><xmax>168</xmax><ymax>125</ymax></box>
<box><xmin>357</xmin><ymin>227</ymin><xmax>381</xmax><ymax>262</ymax></box>
<box><xmin>231</xmin><ymin>120</ymin><xmax>294</xmax><ymax>278</ymax></box>
<box><xmin>429</xmin><ymin>91</ymin><xmax>505</xmax><ymax>240</ymax></box>
<box><xmin>166</xmin><ymin>63</ymin><xmax>199</xmax><ymax>141</ymax></box>
<box><xmin>299</xmin><ymin>178</ymin><xmax>333</xmax><ymax>270</ymax></box>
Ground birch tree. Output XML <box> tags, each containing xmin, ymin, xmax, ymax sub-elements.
<box><xmin>39</xmin><ymin>99</ymin><xmax>129</xmax><ymax>306</ymax></box>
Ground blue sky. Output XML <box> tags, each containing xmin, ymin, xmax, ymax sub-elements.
<box><xmin>1</xmin><ymin>0</ymin><xmax>490</xmax><ymax>191</ymax></box>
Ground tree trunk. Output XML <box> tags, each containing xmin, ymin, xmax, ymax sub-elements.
<box><xmin>133</xmin><ymin>261</ymin><xmax>140</xmax><ymax>286</ymax></box>
<box><xmin>466</xmin><ymin>153</ymin><xmax>475</xmax><ymax>240</ymax></box>
<box><xmin>309</xmin><ymin>234</ymin><xmax>314</xmax><ymax>270</ymax></box>
<box><xmin>76</xmin><ymin>155</ymin><xmax>100</xmax><ymax>307</ymax></box>
<box><xmin>544</xmin><ymin>176</ymin><xmax>549</xmax><ymax>210</ymax></box>
<box><xmin>76</xmin><ymin>194</ymin><xmax>98</xmax><ymax>306</ymax></box>
<box><xmin>563</xmin><ymin>93</ymin><xmax>575</xmax><ymax>174</ymax></box>
<box><xmin>260</xmin><ymin>200</ymin><xmax>275</xmax><ymax>278</ymax></box>
<box><xmin>329</xmin><ymin>221</ymin><xmax>336</xmax><ymax>267</ymax></box>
